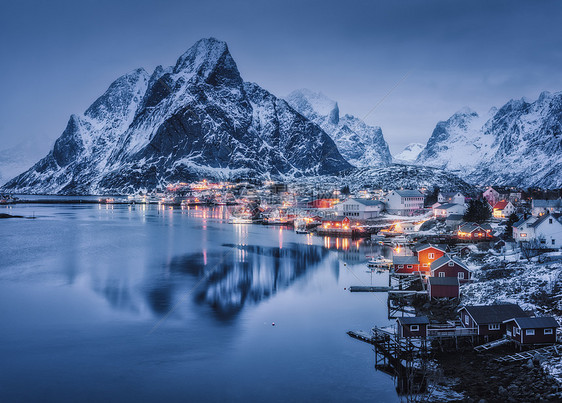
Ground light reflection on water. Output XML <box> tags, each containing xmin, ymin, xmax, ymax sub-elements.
<box><xmin>0</xmin><ymin>203</ymin><xmax>402</xmax><ymax>402</ymax></box>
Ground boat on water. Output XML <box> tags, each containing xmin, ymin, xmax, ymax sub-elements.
<box><xmin>295</xmin><ymin>228</ymin><xmax>309</xmax><ymax>234</ymax></box>
<box><xmin>228</xmin><ymin>217</ymin><xmax>253</xmax><ymax>224</ymax></box>
<box><xmin>366</xmin><ymin>255</ymin><xmax>393</xmax><ymax>268</ymax></box>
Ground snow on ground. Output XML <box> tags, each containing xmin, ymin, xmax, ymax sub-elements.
<box><xmin>461</xmin><ymin>253</ymin><xmax>562</xmax><ymax>383</ymax></box>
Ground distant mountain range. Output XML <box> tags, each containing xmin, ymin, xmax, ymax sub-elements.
<box><xmin>1</xmin><ymin>38</ymin><xmax>560</xmax><ymax>194</ymax></box>
<box><xmin>416</xmin><ymin>92</ymin><xmax>562</xmax><ymax>188</ymax></box>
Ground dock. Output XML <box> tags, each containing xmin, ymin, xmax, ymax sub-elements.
<box><xmin>348</xmin><ymin>286</ymin><xmax>390</xmax><ymax>292</ymax></box>
<box><xmin>495</xmin><ymin>344</ymin><xmax>561</xmax><ymax>363</ymax></box>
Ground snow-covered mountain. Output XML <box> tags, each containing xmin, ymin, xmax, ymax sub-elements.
<box><xmin>285</xmin><ymin>89</ymin><xmax>392</xmax><ymax>167</ymax></box>
<box><xmin>393</xmin><ymin>143</ymin><xmax>424</xmax><ymax>164</ymax></box>
<box><xmin>2</xmin><ymin>38</ymin><xmax>351</xmax><ymax>195</ymax></box>
<box><xmin>416</xmin><ymin>93</ymin><xmax>562</xmax><ymax>188</ymax></box>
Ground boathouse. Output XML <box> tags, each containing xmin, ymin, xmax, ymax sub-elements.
<box><xmin>458</xmin><ymin>303</ymin><xmax>527</xmax><ymax>339</ymax></box>
<box><xmin>430</xmin><ymin>254</ymin><xmax>471</xmax><ymax>282</ymax></box>
<box><xmin>427</xmin><ymin>277</ymin><xmax>460</xmax><ymax>299</ymax></box>
<box><xmin>503</xmin><ymin>317</ymin><xmax>559</xmax><ymax>345</ymax></box>
<box><xmin>396</xmin><ymin>316</ymin><xmax>429</xmax><ymax>338</ymax></box>
<box><xmin>392</xmin><ymin>256</ymin><xmax>421</xmax><ymax>274</ymax></box>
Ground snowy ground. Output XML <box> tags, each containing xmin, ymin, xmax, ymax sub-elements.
<box><xmin>461</xmin><ymin>251</ymin><xmax>562</xmax><ymax>383</ymax></box>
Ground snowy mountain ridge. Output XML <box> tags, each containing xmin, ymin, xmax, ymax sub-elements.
<box><xmin>285</xmin><ymin>89</ymin><xmax>392</xmax><ymax>167</ymax></box>
<box><xmin>2</xmin><ymin>38</ymin><xmax>351</xmax><ymax>195</ymax></box>
<box><xmin>416</xmin><ymin>92</ymin><xmax>562</xmax><ymax>188</ymax></box>
<box><xmin>393</xmin><ymin>143</ymin><xmax>424</xmax><ymax>163</ymax></box>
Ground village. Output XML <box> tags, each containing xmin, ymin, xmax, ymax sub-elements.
<box><xmin>3</xmin><ymin>182</ymin><xmax>562</xmax><ymax>401</ymax></box>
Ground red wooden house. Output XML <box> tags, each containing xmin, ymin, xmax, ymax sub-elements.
<box><xmin>428</xmin><ymin>277</ymin><xmax>460</xmax><ymax>299</ymax></box>
<box><xmin>503</xmin><ymin>317</ymin><xmax>559</xmax><ymax>345</ymax></box>
<box><xmin>458</xmin><ymin>304</ymin><xmax>527</xmax><ymax>340</ymax></box>
<box><xmin>430</xmin><ymin>254</ymin><xmax>472</xmax><ymax>282</ymax></box>
<box><xmin>412</xmin><ymin>244</ymin><xmax>447</xmax><ymax>274</ymax></box>
<box><xmin>392</xmin><ymin>256</ymin><xmax>421</xmax><ymax>274</ymax></box>
<box><xmin>396</xmin><ymin>316</ymin><xmax>429</xmax><ymax>338</ymax></box>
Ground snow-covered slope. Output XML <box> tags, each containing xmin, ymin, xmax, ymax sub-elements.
<box><xmin>416</xmin><ymin>93</ymin><xmax>562</xmax><ymax>188</ymax></box>
<box><xmin>393</xmin><ymin>143</ymin><xmax>424</xmax><ymax>164</ymax></box>
<box><xmin>2</xmin><ymin>39</ymin><xmax>351</xmax><ymax>195</ymax></box>
<box><xmin>286</xmin><ymin>89</ymin><xmax>392</xmax><ymax>167</ymax></box>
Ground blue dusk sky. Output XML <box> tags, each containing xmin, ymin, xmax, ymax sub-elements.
<box><xmin>1</xmin><ymin>0</ymin><xmax>561</xmax><ymax>156</ymax></box>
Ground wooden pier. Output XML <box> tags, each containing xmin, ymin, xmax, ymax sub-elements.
<box><xmin>495</xmin><ymin>344</ymin><xmax>561</xmax><ymax>363</ymax></box>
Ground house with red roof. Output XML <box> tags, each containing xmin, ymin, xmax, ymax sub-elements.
<box><xmin>492</xmin><ymin>200</ymin><xmax>515</xmax><ymax>219</ymax></box>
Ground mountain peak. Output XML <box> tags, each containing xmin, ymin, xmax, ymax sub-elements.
<box><xmin>173</xmin><ymin>37</ymin><xmax>241</xmax><ymax>86</ymax></box>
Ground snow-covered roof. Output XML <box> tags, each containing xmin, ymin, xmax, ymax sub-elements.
<box><xmin>428</xmin><ymin>277</ymin><xmax>460</xmax><ymax>286</ymax></box>
<box><xmin>394</xmin><ymin>190</ymin><xmax>423</xmax><ymax>198</ymax></box>
<box><xmin>532</xmin><ymin>198</ymin><xmax>562</xmax><ymax>208</ymax></box>
<box><xmin>397</xmin><ymin>316</ymin><xmax>429</xmax><ymax>325</ymax></box>
<box><xmin>412</xmin><ymin>243</ymin><xmax>447</xmax><ymax>253</ymax></box>
<box><xmin>436</xmin><ymin>203</ymin><xmax>460</xmax><ymax>210</ymax></box>
<box><xmin>351</xmin><ymin>198</ymin><xmax>384</xmax><ymax>207</ymax></box>
<box><xmin>493</xmin><ymin>200</ymin><xmax>510</xmax><ymax>210</ymax></box>
<box><xmin>430</xmin><ymin>254</ymin><xmax>469</xmax><ymax>271</ymax></box>
<box><xmin>446</xmin><ymin>214</ymin><xmax>464</xmax><ymax>221</ymax></box>
<box><xmin>393</xmin><ymin>256</ymin><xmax>420</xmax><ymax>265</ymax></box>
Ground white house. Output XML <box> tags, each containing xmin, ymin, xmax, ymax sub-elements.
<box><xmin>385</xmin><ymin>190</ymin><xmax>425</xmax><ymax>216</ymax></box>
<box><xmin>335</xmin><ymin>198</ymin><xmax>384</xmax><ymax>219</ymax></box>
<box><xmin>433</xmin><ymin>203</ymin><xmax>466</xmax><ymax>218</ymax></box>
<box><xmin>532</xmin><ymin>198</ymin><xmax>562</xmax><ymax>216</ymax></box>
<box><xmin>492</xmin><ymin>200</ymin><xmax>516</xmax><ymax>219</ymax></box>
<box><xmin>513</xmin><ymin>213</ymin><xmax>562</xmax><ymax>248</ymax></box>
<box><xmin>438</xmin><ymin>192</ymin><xmax>465</xmax><ymax>205</ymax></box>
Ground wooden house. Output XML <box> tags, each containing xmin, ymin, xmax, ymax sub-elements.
<box><xmin>428</xmin><ymin>277</ymin><xmax>460</xmax><ymax>299</ymax></box>
<box><xmin>396</xmin><ymin>316</ymin><xmax>429</xmax><ymax>338</ymax></box>
<box><xmin>457</xmin><ymin>222</ymin><xmax>493</xmax><ymax>241</ymax></box>
<box><xmin>412</xmin><ymin>243</ymin><xmax>447</xmax><ymax>274</ymax></box>
<box><xmin>430</xmin><ymin>254</ymin><xmax>471</xmax><ymax>282</ymax></box>
<box><xmin>492</xmin><ymin>200</ymin><xmax>515</xmax><ymax>219</ymax></box>
<box><xmin>458</xmin><ymin>304</ymin><xmax>527</xmax><ymax>340</ymax></box>
<box><xmin>503</xmin><ymin>317</ymin><xmax>559</xmax><ymax>345</ymax></box>
<box><xmin>392</xmin><ymin>256</ymin><xmax>421</xmax><ymax>274</ymax></box>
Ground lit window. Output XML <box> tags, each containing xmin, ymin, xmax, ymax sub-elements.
<box><xmin>488</xmin><ymin>324</ymin><xmax>500</xmax><ymax>331</ymax></box>
<box><xmin>410</xmin><ymin>325</ymin><xmax>419</xmax><ymax>331</ymax></box>
<box><xmin>525</xmin><ymin>329</ymin><xmax>535</xmax><ymax>336</ymax></box>
<box><xmin>422</xmin><ymin>263</ymin><xmax>428</xmax><ymax>267</ymax></box>
<box><xmin>520</xmin><ymin>233</ymin><xmax>527</xmax><ymax>237</ymax></box>
<box><xmin>544</xmin><ymin>329</ymin><xmax>553</xmax><ymax>335</ymax></box>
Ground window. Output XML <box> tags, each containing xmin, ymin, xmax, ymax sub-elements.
<box><xmin>448</xmin><ymin>262</ymin><xmax>454</xmax><ymax>266</ymax></box>
<box><xmin>520</xmin><ymin>233</ymin><xmax>527</xmax><ymax>237</ymax></box>
<box><xmin>464</xmin><ymin>315</ymin><xmax>469</xmax><ymax>325</ymax></box>
<box><xmin>540</xmin><ymin>239</ymin><xmax>546</xmax><ymax>244</ymax></box>
<box><xmin>439</xmin><ymin>272</ymin><xmax>445</xmax><ymax>277</ymax></box>
<box><xmin>488</xmin><ymin>324</ymin><xmax>500</xmax><ymax>331</ymax></box>
<box><xmin>407</xmin><ymin>265</ymin><xmax>413</xmax><ymax>269</ymax></box>
<box><xmin>515</xmin><ymin>328</ymin><xmax>521</xmax><ymax>335</ymax></box>
<box><xmin>458</xmin><ymin>272</ymin><xmax>465</xmax><ymax>279</ymax></box>
<box><xmin>549</xmin><ymin>219</ymin><xmax>553</xmax><ymax>224</ymax></box>
<box><xmin>525</xmin><ymin>329</ymin><xmax>535</xmax><ymax>336</ymax></box>
<box><xmin>552</xmin><ymin>239</ymin><xmax>556</xmax><ymax>245</ymax></box>
<box><xmin>422</xmin><ymin>263</ymin><xmax>428</xmax><ymax>267</ymax></box>
<box><xmin>410</xmin><ymin>325</ymin><xmax>419</xmax><ymax>331</ymax></box>
<box><xmin>428</xmin><ymin>253</ymin><xmax>434</xmax><ymax>259</ymax></box>
<box><xmin>544</xmin><ymin>328</ymin><xmax>553</xmax><ymax>335</ymax></box>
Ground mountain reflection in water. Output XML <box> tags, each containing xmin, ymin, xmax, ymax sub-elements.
<box><xmin>168</xmin><ymin>243</ymin><xmax>329</xmax><ymax>318</ymax></box>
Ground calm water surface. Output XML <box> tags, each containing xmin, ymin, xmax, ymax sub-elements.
<box><xmin>0</xmin><ymin>202</ymin><xmax>401</xmax><ymax>402</ymax></box>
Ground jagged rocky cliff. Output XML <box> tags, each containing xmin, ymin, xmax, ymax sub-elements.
<box><xmin>286</xmin><ymin>89</ymin><xmax>392</xmax><ymax>167</ymax></box>
<box><xmin>416</xmin><ymin>92</ymin><xmax>562</xmax><ymax>188</ymax></box>
<box><xmin>2</xmin><ymin>38</ymin><xmax>351</xmax><ymax>194</ymax></box>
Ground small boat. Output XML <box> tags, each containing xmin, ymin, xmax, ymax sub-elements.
<box><xmin>295</xmin><ymin>228</ymin><xmax>309</xmax><ymax>234</ymax></box>
<box><xmin>366</xmin><ymin>255</ymin><xmax>393</xmax><ymax>268</ymax></box>
<box><xmin>228</xmin><ymin>217</ymin><xmax>253</xmax><ymax>224</ymax></box>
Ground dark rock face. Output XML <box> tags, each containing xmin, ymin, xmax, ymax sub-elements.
<box><xmin>2</xmin><ymin>38</ymin><xmax>351</xmax><ymax>195</ymax></box>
